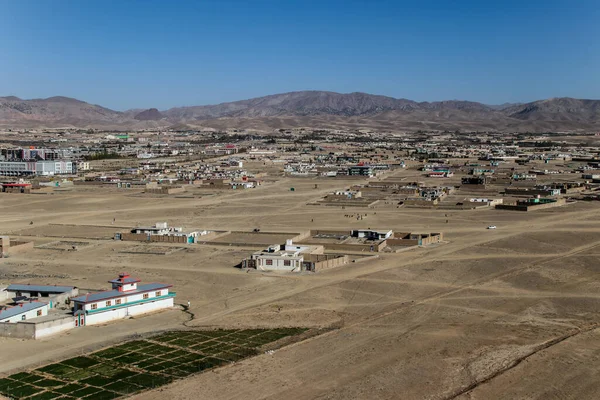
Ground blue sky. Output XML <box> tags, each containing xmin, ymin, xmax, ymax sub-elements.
<box><xmin>1</xmin><ymin>0</ymin><xmax>599</xmax><ymax>110</ymax></box>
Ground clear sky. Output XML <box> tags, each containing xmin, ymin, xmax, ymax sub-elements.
<box><xmin>1</xmin><ymin>0</ymin><xmax>599</xmax><ymax>110</ymax></box>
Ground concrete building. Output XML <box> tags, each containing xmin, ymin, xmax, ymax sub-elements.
<box><xmin>116</xmin><ymin>222</ymin><xmax>206</xmax><ymax>244</ymax></box>
<box><xmin>0</xmin><ymin>302</ymin><xmax>49</xmax><ymax>323</ymax></box>
<box><xmin>469</xmin><ymin>198</ymin><xmax>504</xmax><ymax>207</ymax></box>
<box><xmin>462</xmin><ymin>176</ymin><xmax>487</xmax><ymax>186</ymax></box>
<box><xmin>348</xmin><ymin>165</ymin><xmax>374</xmax><ymax>177</ymax></box>
<box><xmin>131</xmin><ymin>222</ymin><xmax>172</xmax><ymax>235</ymax></box>
<box><xmin>0</xmin><ymin>275</ymin><xmax>175</xmax><ymax>339</ymax></box>
<box><xmin>495</xmin><ymin>197</ymin><xmax>567</xmax><ymax>212</ymax></box>
<box><xmin>429</xmin><ymin>171</ymin><xmax>454</xmax><ymax>178</ymax></box>
<box><xmin>504</xmin><ymin>187</ymin><xmax>561</xmax><ymax>197</ymax></box>
<box><xmin>242</xmin><ymin>240</ymin><xmax>325</xmax><ymax>272</ymax></box>
<box><xmin>1</xmin><ymin>182</ymin><xmax>32</xmax><ymax>193</ymax></box>
<box><xmin>3</xmin><ymin>284</ymin><xmax>78</xmax><ymax>308</ymax></box>
<box><xmin>0</xmin><ymin>160</ymin><xmax>75</xmax><ymax>176</ymax></box>
<box><xmin>1</xmin><ymin>148</ymin><xmax>65</xmax><ymax>161</ymax></box>
<box><xmin>351</xmin><ymin>229</ymin><xmax>393</xmax><ymax>240</ymax></box>
<box><xmin>386</xmin><ymin>232</ymin><xmax>444</xmax><ymax>246</ymax></box>
<box><xmin>70</xmin><ymin>273</ymin><xmax>175</xmax><ymax>326</ymax></box>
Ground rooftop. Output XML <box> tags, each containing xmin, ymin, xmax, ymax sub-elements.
<box><xmin>254</xmin><ymin>250</ymin><xmax>303</xmax><ymax>257</ymax></box>
<box><xmin>18</xmin><ymin>312</ymin><xmax>74</xmax><ymax>324</ymax></box>
<box><xmin>1</xmin><ymin>183</ymin><xmax>32</xmax><ymax>187</ymax></box>
<box><xmin>0</xmin><ymin>302</ymin><xmax>47</xmax><ymax>321</ymax></box>
<box><xmin>108</xmin><ymin>273</ymin><xmax>140</xmax><ymax>285</ymax></box>
<box><xmin>6</xmin><ymin>284</ymin><xmax>77</xmax><ymax>293</ymax></box>
<box><xmin>71</xmin><ymin>283</ymin><xmax>172</xmax><ymax>304</ymax></box>
<box><xmin>108</xmin><ymin>277</ymin><xmax>140</xmax><ymax>284</ymax></box>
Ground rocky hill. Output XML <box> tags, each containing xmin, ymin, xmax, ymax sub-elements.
<box><xmin>1</xmin><ymin>91</ymin><xmax>598</xmax><ymax>132</ymax></box>
<box><xmin>134</xmin><ymin>108</ymin><xmax>164</xmax><ymax>121</ymax></box>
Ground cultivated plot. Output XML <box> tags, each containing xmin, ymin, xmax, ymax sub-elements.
<box><xmin>0</xmin><ymin>328</ymin><xmax>307</xmax><ymax>400</ymax></box>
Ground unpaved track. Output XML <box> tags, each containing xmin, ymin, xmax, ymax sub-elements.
<box><xmin>129</xmin><ymin>202</ymin><xmax>600</xmax><ymax>399</ymax></box>
<box><xmin>2</xmin><ymin>175</ymin><xmax>600</xmax><ymax>399</ymax></box>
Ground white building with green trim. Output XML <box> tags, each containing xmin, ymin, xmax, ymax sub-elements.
<box><xmin>71</xmin><ymin>273</ymin><xmax>175</xmax><ymax>326</ymax></box>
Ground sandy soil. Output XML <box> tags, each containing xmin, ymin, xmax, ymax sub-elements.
<box><xmin>2</xmin><ymin>169</ymin><xmax>600</xmax><ymax>399</ymax></box>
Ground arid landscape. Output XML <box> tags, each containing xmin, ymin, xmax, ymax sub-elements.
<box><xmin>1</xmin><ymin>92</ymin><xmax>599</xmax><ymax>132</ymax></box>
<box><xmin>2</xmin><ymin>1</ymin><xmax>600</xmax><ymax>398</ymax></box>
<box><xmin>2</xmin><ymin>162</ymin><xmax>600</xmax><ymax>399</ymax></box>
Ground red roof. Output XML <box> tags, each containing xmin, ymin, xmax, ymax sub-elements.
<box><xmin>108</xmin><ymin>272</ymin><xmax>141</xmax><ymax>285</ymax></box>
<box><xmin>1</xmin><ymin>183</ymin><xmax>31</xmax><ymax>187</ymax></box>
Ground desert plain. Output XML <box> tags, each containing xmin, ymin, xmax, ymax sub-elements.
<box><xmin>0</xmin><ymin>163</ymin><xmax>599</xmax><ymax>400</ymax></box>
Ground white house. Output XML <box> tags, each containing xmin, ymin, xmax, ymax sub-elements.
<box><xmin>243</xmin><ymin>240</ymin><xmax>323</xmax><ymax>272</ymax></box>
<box><xmin>120</xmin><ymin>222</ymin><xmax>203</xmax><ymax>244</ymax></box>
<box><xmin>132</xmin><ymin>222</ymin><xmax>172</xmax><ymax>235</ymax></box>
<box><xmin>0</xmin><ymin>301</ymin><xmax>49</xmax><ymax>323</ymax></box>
<box><xmin>351</xmin><ymin>229</ymin><xmax>393</xmax><ymax>240</ymax></box>
<box><xmin>0</xmin><ymin>160</ymin><xmax>74</xmax><ymax>176</ymax></box>
<box><xmin>4</xmin><ymin>284</ymin><xmax>78</xmax><ymax>309</ymax></box>
<box><xmin>77</xmin><ymin>161</ymin><xmax>91</xmax><ymax>171</ymax></box>
<box><xmin>70</xmin><ymin>273</ymin><xmax>175</xmax><ymax>326</ymax></box>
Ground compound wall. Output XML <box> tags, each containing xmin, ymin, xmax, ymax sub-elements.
<box><xmin>34</xmin><ymin>316</ymin><xmax>76</xmax><ymax>339</ymax></box>
<box><xmin>85</xmin><ymin>297</ymin><xmax>174</xmax><ymax>326</ymax></box>
<box><xmin>495</xmin><ymin>198</ymin><xmax>566</xmax><ymax>212</ymax></box>
<box><xmin>0</xmin><ymin>240</ymin><xmax>34</xmax><ymax>256</ymax></box>
<box><xmin>145</xmin><ymin>186</ymin><xmax>186</xmax><ymax>195</ymax></box>
<box><xmin>0</xmin><ymin>315</ymin><xmax>75</xmax><ymax>339</ymax></box>
<box><xmin>118</xmin><ymin>232</ymin><xmax>188</xmax><ymax>243</ymax></box>
<box><xmin>0</xmin><ymin>321</ymin><xmax>36</xmax><ymax>339</ymax></box>
<box><xmin>305</xmin><ymin>254</ymin><xmax>349</xmax><ymax>271</ymax></box>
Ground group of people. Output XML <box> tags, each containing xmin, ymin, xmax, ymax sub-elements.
<box><xmin>344</xmin><ymin>213</ymin><xmax>369</xmax><ymax>220</ymax></box>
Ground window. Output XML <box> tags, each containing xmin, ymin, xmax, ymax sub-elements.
<box><xmin>91</xmin><ymin>304</ymin><xmax>97</xmax><ymax>310</ymax></box>
<box><xmin>115</xmin><ymin>299</ymin><xmax>122</xmax><ymax>305</ymax></box>
<box><xmin>106</xmin><ymin>301</ymin><xmax>111</xmax><ymax>307</ymax></box>
<box><xmin>21</xmin><ymin>315</ymin><xmax>26</xmax><ymax>321</ymax></box>
<box><xmin>266</xmin><ymin>259</ymin><xmax>273</xmax><ymax>266</ymax></box>
<box><xmin>143</xmin><ymin>293</ymin><xmax>149</xmax><ymax>299</ymax></box>
<box><xmin>155</xmin><ymin>291</ymin><xmax>161</xmax><ymax>297</ymax></box>
<box><xmin>37</xmin><ymin>310</ymin><xmax>42</xmax><ymax>316</ymax></box>
<box><xmin>284</xmin><ymin>260</ymin><xmax>291</xmax><ymax>266</ymax></box>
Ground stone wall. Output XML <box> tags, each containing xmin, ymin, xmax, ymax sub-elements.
<box><xmin>0</xmin><ymin>321</ymin><xmax>36</xmax><ymax>339</ymax></box>
<box><xmin>0</xmin><ymin>239</ymin><xmax>34</xmax><ymax>256</ymax></box>
<box><xmin>145</xmin><ymin>186</ymin><xmax>186</xmax><ymax>195</ymax></box>
<box><xmin>118</xmin><ymin>232</ymin><xmax>188</xmax><ymax>243</ymax></box>
<box><xmin>305</xmin><ymin>254</ymin><xmax>349</xmax><ymax>271</ymax></box>
<box><xmin>495</xmin><ymin>198</ymin><xmax>566</xmax><ymax>212</ymax></box>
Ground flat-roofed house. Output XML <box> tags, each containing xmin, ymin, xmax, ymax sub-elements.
<box><xmin>1</xmin><ymin>182</ymin><xmax>32</xmax><ymax>193</ymax></box>
<box><xmin>351</xmin><ymin>229</ymin><xmax>393</xmax><ymax>240</ymax></box>
<box><xmin>0</xmin><ymin>301</ymin><xmax>49</xmax><ymax>323</ymax></box>
<box><xmin>70</xmin><ymin>273</ymin><xmax>175</xmax><ymax>326</ymax></box>
<box><xmin>4</xmin><ymin>284</ymin><xmax>78</xmax><ymax>308</ymax></box>
<box><xmin>115</xmin><ymin>222</ymin><xmax>203</xmax><ymax>244</ymax></box>
<box><xmin>242</xmin><ymin>240</ymin><xmax>325</xmax><ymax>272</ymax></box>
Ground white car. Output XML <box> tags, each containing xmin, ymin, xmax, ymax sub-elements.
<box><xmin>487</xmin><ymin>225</ymin><xmax>497</xmax><ymax>229</ymax></box>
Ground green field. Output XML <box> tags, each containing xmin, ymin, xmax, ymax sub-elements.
<box><xmin>0</xmin><ymin>328</ymin><xmax>307</xmax><ymax>399</ymax></box>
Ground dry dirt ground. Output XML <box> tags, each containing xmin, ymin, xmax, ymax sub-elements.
<box><xmin>2</xmin><ymin>171</ymin><xmax>600</xmax><ymax>399</ymax></box>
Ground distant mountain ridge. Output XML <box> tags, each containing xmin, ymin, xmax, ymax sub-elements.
<box><xmin>134</xmin><ymin>108</ymin><xmax>163</xmax><ymax>121</ymax></box>
<box><xmin>0</xmin><ymin>91</ymin><xmax>599</xmax><ymax>132</ymax></box>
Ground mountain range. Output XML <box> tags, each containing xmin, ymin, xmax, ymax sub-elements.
<box><xmin>0</xmin><ymin>91</ymin><xmax>599</xmax><ymax>132</ymax></box>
